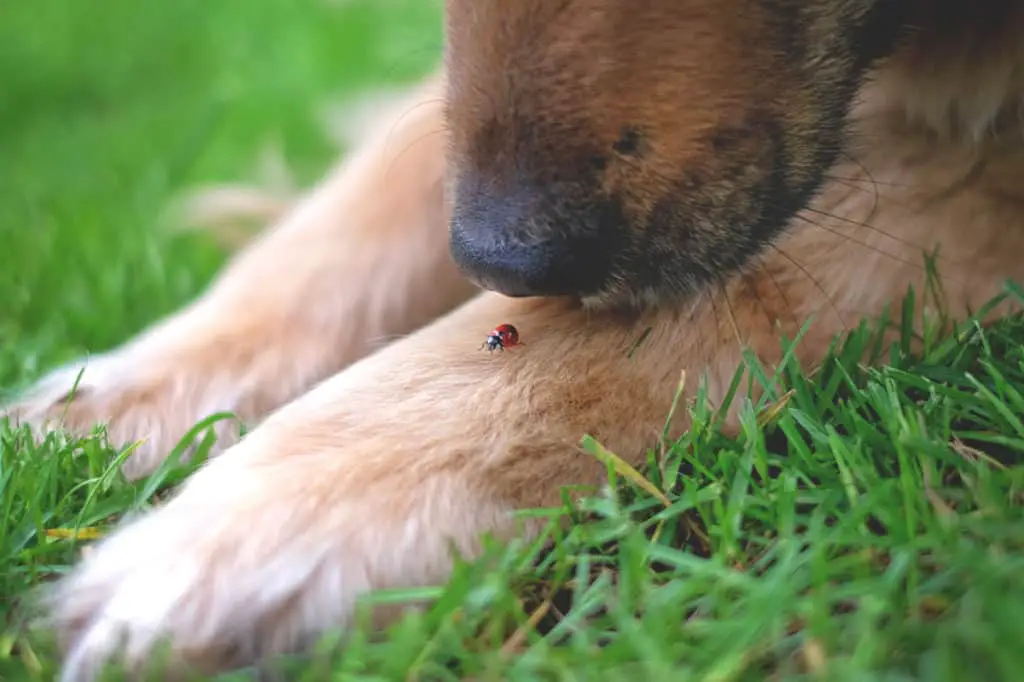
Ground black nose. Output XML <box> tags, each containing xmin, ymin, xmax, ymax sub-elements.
<box><xmin>448</xmin><ymin>184</ymin><xmax>621</xmax><ymax>298</ymax></box>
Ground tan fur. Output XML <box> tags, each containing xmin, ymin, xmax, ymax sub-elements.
<box><xmin>3</xmin><ymin>3</ymin><xmax>1024</xmax><ymax>680</ymax></box>
<box><xmin>8</xmin><ymin>74</ymin><xmax>476</xmax><ymax>480</ymax></box>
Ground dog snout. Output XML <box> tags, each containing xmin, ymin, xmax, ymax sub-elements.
<box><xmin>448</xmin><ymin>182</ymin><xmax>622</xmax><ymax>298</ymax></box>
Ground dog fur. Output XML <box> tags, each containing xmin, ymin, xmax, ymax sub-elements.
<box><xmin>4</xmin><ymin>1</ymin><xmax>1024</xmax><ymax>679</ymax></box>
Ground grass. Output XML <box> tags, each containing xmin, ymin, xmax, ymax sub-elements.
<box><xmin>1</xmin><ymin>1</ymin><xmax>1023</xmax><ymax>680</ymax></box>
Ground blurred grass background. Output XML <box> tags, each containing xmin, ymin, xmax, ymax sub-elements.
<box><xmin>0</xmin><ymin>0</ymin><xmax>442</xmax><ymax>390</ymax></box>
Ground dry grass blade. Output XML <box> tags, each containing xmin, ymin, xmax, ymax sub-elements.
<box><xmin>800</xmin><ymin>637</ymin><xmax>828</xmax><ymax>676</ymax></box>
<box><xmin>579</xmin><ymin>435</ymin><xmax>672</xmax><ymax>507</ymax></box>
<box><xmin>500</xmin><ymin>598</ymin><xmax>552</xmax><ymax>657</ymax></box>
<box><xmin>44</xmin><ymin>527</ymin><xmax>104</xmax><ymax>540</ymax></box>
<box><xmin>757</xmin><ymin>389</ymin><xmax>795</xmax><ymax>427</ymax></box>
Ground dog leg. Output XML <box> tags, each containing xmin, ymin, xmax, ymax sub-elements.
<box><xmin>47</xmin><ymin>289</ymin><xmax>723</xmax><ymax>681</ymax></box>
<box><xmin>2</xmin><ymin>72</ymin><xmax>476</xmax><ymax>479</ymax></box>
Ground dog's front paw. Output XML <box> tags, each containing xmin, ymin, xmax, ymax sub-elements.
<box><xmin>51</xmin><ymin>453</ymin><xmax>363</xmax><ymax>681</ymax></box>
<box><xmin>3</xmin><ymin>351</ymin><xmax>231</xmax><ymax>480</ymax></box>
<box><xmin>1</xmin><ymin>308</ymin><xmax>343</xmax><ymax>479</ymax></box>
<box><xmin>48</xmin><ymin>422</ymin><xmax>512</xmax><ymax>681</ymax></box>
<box><xmin>2</xmin><ymin>348</ymin><xmax>258</xmax><ymax>481</ymax></box>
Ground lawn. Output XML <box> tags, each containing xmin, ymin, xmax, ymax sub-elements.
<box><xmin>2</xmin><ymin>1</ymin><xmax>1024</xmax><ymax>680</ymax></box>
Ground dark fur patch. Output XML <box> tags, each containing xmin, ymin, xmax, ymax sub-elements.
<box><xmin>622</xmin><ymin>112</ymin><xmax>795</xmax><ymax>298</ymax></box>
<box><xmin>443</xmin><ymin>0</ymin><xmax>928</xmax><ymax>308</ymax></box>
<box><xmin>613</xmin><ymin>127</ymin><xmax>645</xmax><ymax>157</ymax></box>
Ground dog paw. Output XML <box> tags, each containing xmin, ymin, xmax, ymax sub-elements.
<box><xmin>51</xmin><ymin>464</ymin><xmax>347</xmax><ymax>680</ymax></box>
<box><xmin>48</xmin><ymin>422</ymin><xmax>510</xmax><ymax>681</ymax></box>
<box><xmin>2</xmin><ymin>346</ymin><xmax>248</xmax><ymax>479</ymax></box>
<box><xmin>49</xmin><ymin>457</ymin><xmax>346</xmax><ymax>680</ymax></box>
<box><xmin>0</xmin><ymin>311</ymin><xmax>336</xmax><ymax>479</ymax></box>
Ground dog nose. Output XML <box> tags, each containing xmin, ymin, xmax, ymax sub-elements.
<box><xmin>448</xmin><ymin>185</ymin><xmax>619</xmax><ymax>298</ymax></box>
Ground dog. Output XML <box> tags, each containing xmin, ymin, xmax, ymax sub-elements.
<box><xmin>4</xmin><ymin>1</ymin><xmax>1024</xmax><ymax>679</ymax></box>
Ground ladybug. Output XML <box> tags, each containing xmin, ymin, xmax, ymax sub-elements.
<box><xmin>481</xmin><ymin>323</ymin><xmax>520</xmax><ymax>352</ymax></box>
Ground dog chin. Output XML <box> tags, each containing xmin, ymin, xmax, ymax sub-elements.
<box><xmin>579</xmin><ymin>283</ymin><xmax>667</xmax><ymax>314</ymax></box>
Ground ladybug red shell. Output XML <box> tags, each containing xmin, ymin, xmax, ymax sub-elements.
<box><xmin>480</xmin><ymin>323</ymin><xmax>520</xmax><ymax>352</ymax></box>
